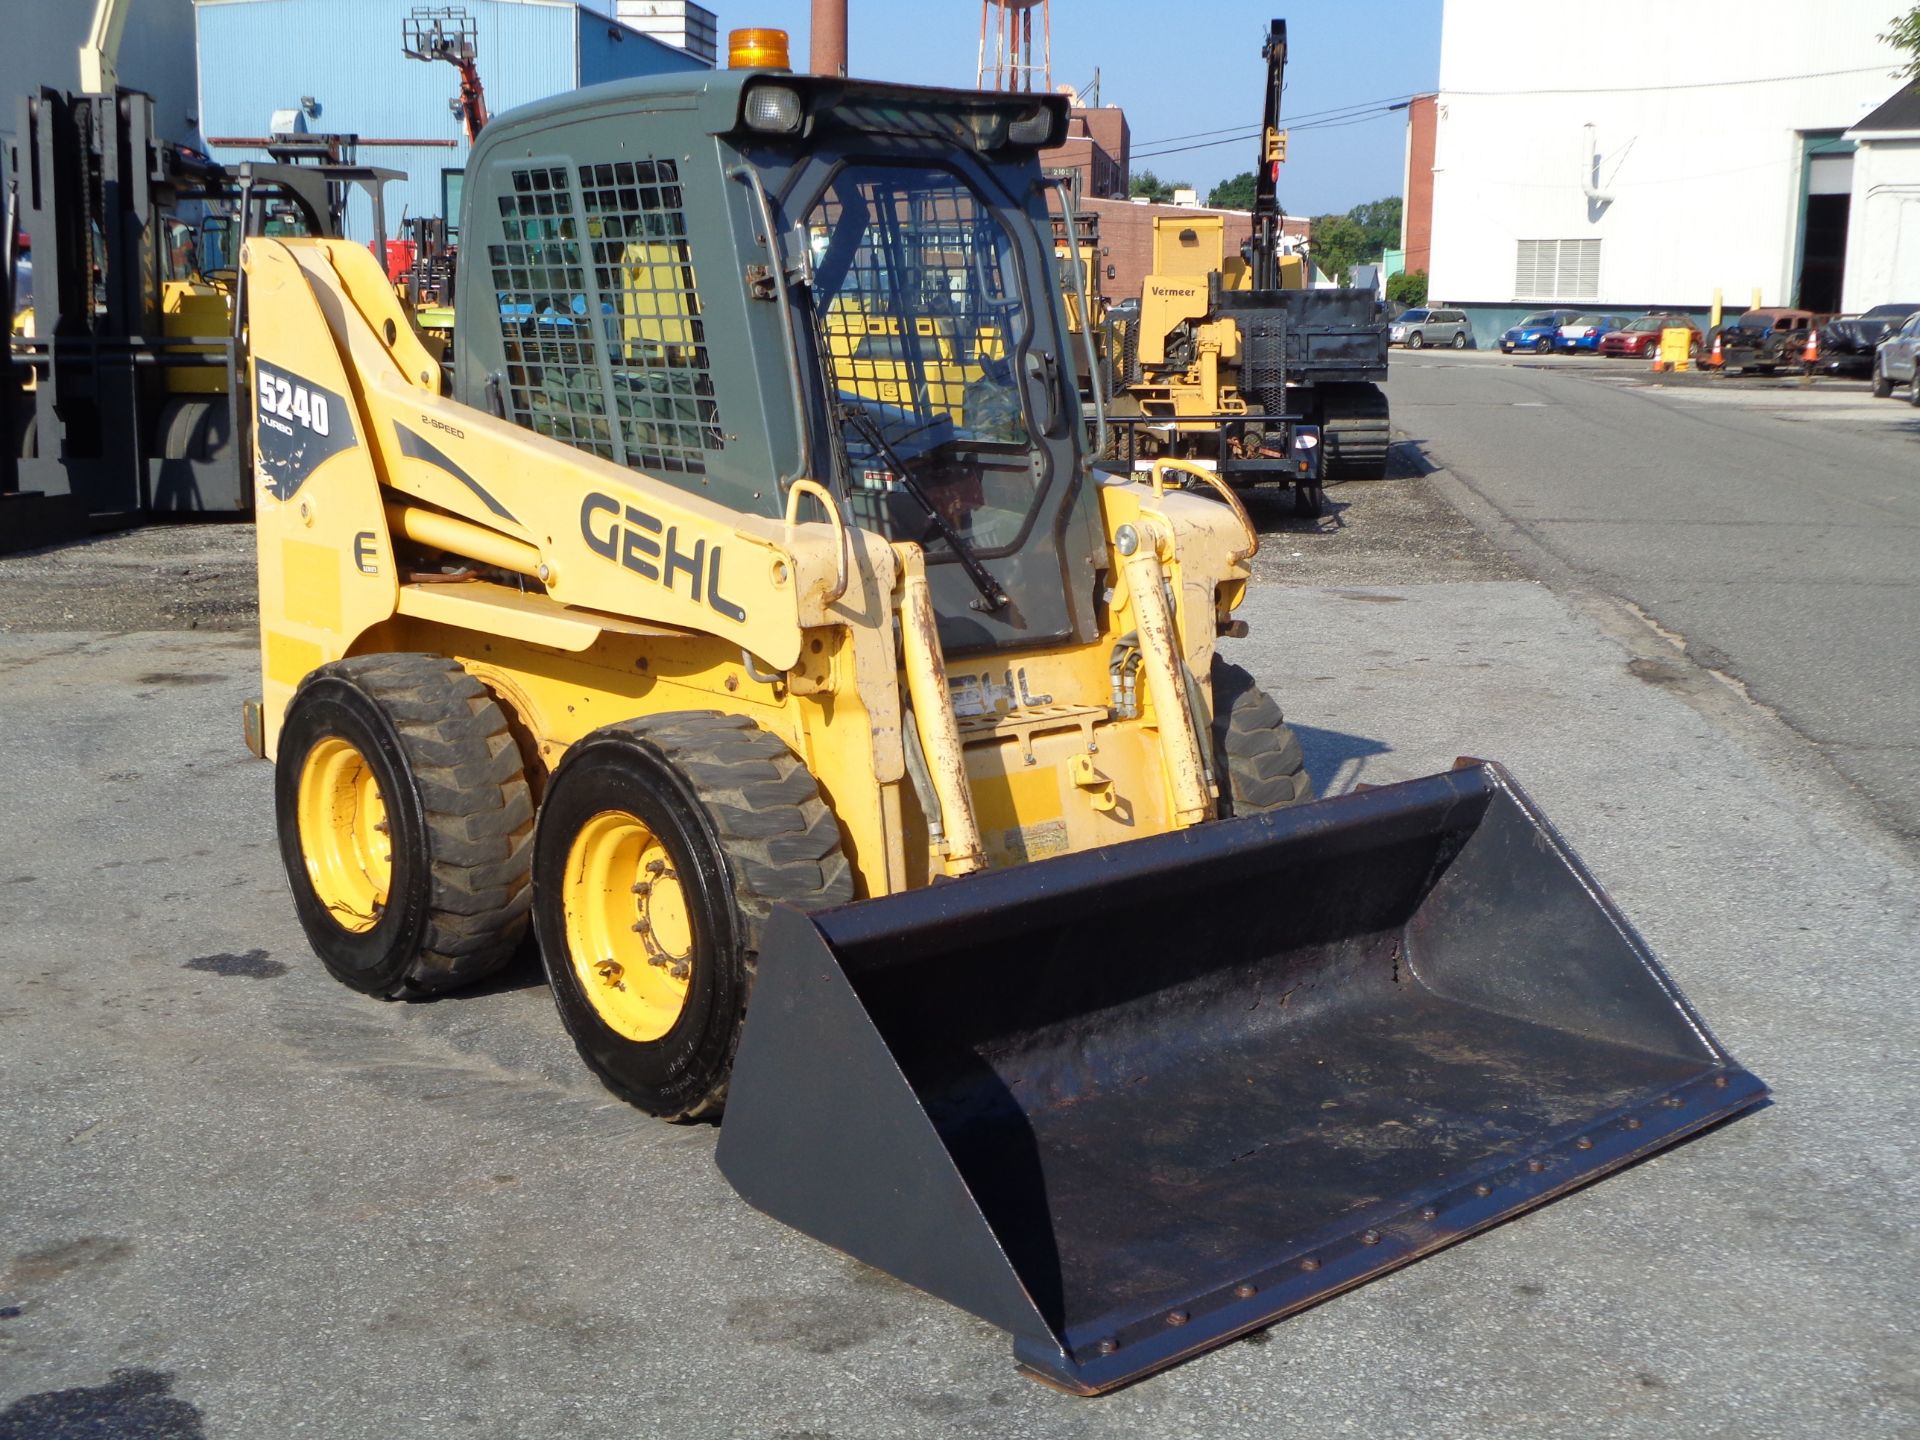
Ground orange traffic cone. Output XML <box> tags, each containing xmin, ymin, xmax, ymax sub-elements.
<box><xmin>1802</xmin><ymin>328</ymin><xmax>1819</xmax><ymax>368</ymax></box>
<box><xmin>1703</xmin><ymin>332</ymin><xmax>1724</xmax><ymax>370</ymax></box>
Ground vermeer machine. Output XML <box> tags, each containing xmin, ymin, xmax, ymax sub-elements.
<box><xmin>241</xmin><ymin>45</ymin><xmax>1765</xmax><ymax>1394</ymax></box>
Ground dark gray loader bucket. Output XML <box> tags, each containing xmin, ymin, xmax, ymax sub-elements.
<box><xmin>715</xmin><ymin>761</ymin><xmax>1767</xmax><ymax>1394</ymax></box>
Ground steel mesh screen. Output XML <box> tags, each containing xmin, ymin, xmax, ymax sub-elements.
<box><xmin>487</xmin><ymin>162</ymin><xmax>722</xmax><ymax>475</ymax></box>
<box><xmin>580</xmin><ymin>159</ymin><xmax>721</xmax><ymax>476</ymax></box>
<box><xmin>810</xmin><ymin>169</ymin><xmax>1027</xmax><ymax>535</ymax></box>
<box><xmin>489</xmin><ymin>167</ymin><xmax>613</xmax><ymax>459</ymax></box>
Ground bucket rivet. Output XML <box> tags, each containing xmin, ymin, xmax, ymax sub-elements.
<box><xmin>1234</xmin><ymin>1283</ymin><xmax>1258</xmax><ymax>1299</ymax></box>
<box><xmin>1664</xmin><ymin>1096</ymin><xmax>1683</xmax><ymax>1108</ymax></box>
<box><xmin>1474</xmin><ymin>1183</ymin><xmax>1493</xmax><ymax>1197</ymax></box>
<box><xmin>1360</xmin><ymin>1229</ymin><xmax>1381</xmax><ymax>1246</ymax></box>
<box><xmin>1625</xmin><ymin>1117</ymin><xmax>1642</xmax><ymax>1130</ymax></box>
<box><xmin>1420</xmin><ymin>1206</ymin><xmax>1438</xmax><ymax>1221</ymax></box>
<box><xmin>1714</xmin><ymin>1075</ymin><xmax>1730</xmax><ymax>1088</ymax></box>
<box><xmin>1576</xmin><ymin>1136</ymin><xmax>1594</xmax><ymax>1150</ymax></box>
<box><xmin>1166</xmin><ymin>1310</ymin><xmax>1189</xmax><ymax>1327</ymax></box>
<box><xmin>1527</xmin><ymin>1158</ymin><xmax>1545</xmax><ymax>1173</ymax></box>
<box><xmin>1300</xmin><ymin>1257</ymin><xmax>1320</xmax><ymax>1272</ymax></box>
<box><xmin>1096</xmin><ymin>1338</ymin><xmax>1118</xmax><ymax>1356</ymax></box>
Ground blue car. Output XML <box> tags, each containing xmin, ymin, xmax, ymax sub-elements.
<box><xmin>1499</xmin><ymin>309</ymin><xmax>1582</xmax><ymax>353</ymax></box>
<box><xmin>1556</xmin><ymin>314</ymin><xmax>1630</xmax><ymax>352</ymax></box>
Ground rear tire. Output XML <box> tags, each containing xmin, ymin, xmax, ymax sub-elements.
<box><xmin>275</xmin><ymin>654</ymin><xmax>534</xmax><ymax>998</ymax></box>
<box><xmin>1210</xmin><ymin>659</ymin><xmax>1313</xmax><ymax>817</ymax></box>
<box><xmin>1451</xmin><ymin>331</ymin><xmax>1467</xmax><ymax>349</ymax></box>
<box><xmin>532</xmin><ymin>713</ymin><xmax>852</xmax><ymax>1121</ymax></box>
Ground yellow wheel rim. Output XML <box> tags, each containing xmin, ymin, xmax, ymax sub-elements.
<box><xmin>296</xmin><ymin>736</ymin><xmax>392</xmax><ymax>933</ymax></box>
<box><xmin>562</xmin><ymin>810</ymin><xmax>694</xmax><ymax>1043</ymax></box>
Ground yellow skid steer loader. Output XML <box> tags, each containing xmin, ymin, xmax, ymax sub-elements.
<box><xmin>241</xmin><ymin>48</ymin><xmax>1765</xmax><ymax>1394</ymax></box>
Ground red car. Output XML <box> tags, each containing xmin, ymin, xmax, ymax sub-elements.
<box><xmin>1598</xmin><ymin>314</ymin><xmax>1703</xmax><ymax>359</ymax></box>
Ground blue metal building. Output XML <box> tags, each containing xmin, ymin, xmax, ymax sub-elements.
<box><xmin>193</xmin><ymin>0</ymin><xmax>708</xmax><ymax>239</ymax></box>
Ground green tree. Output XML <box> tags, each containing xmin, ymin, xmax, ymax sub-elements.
<box><xmin>1885</xmin><ymin>6</ymin><xmax>1920</xmax><ymax>83</ymax></box>
<box><xmin>1386</xmin><ymin>269</ymin><xmax>1429</xmax><ymax>307</ymax></box>
<box><xmin>1206</xmin><ymin>171</ymin><xmax>1258</xmax><ymax>210</ymax></box>
<box><xmin>1129</xmin><ymin>170</ymin><xmax>1186</xmax><ymax>203</ymax></box>
<box><xmin>1308</xmin><ymin>213</ymin><xmax>1367</xmax><ymax>285</ymax></box>
<box><xmin>1347</xmin><ymin>196</ymin><xmax>1404</xmax><ymax>256</ymax></box>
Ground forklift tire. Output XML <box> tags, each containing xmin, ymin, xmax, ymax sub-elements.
<box><xmin>161</xmin><ymin>396</ymin><xmax>232</xmax><ymax>463</ymax></box>
<box><xmin>275</xmin><ymin>654</ymin><xmax>534</xmax><ymax>999</ymax></box>
<box><xmin>1210</xmin><ymin>658</ymin><xmax>1314</xmax><ymax>816</ymax></box>
<box><xmin>532</xmin><ymin>713</ymin><xmax>853</xmax><ymax>1121</ymax></box>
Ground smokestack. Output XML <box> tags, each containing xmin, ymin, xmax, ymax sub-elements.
<box><xmin>810</xmin><ymin>0</ymin><xmax>847</xmax><ymax>77</ymax></box>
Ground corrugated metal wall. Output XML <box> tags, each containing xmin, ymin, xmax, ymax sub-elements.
<box><xmin>2</xmin><ymin>0</ymin><xmax>201</xmax><ymax>150</ymax></box>
<box><xmin>578</xmin><ymin>8</ymin><xmax>707</xmax><ymax>89</ymax></box>
<box><xmin>195</xmin><ymin>0</ymin><xmax>702</xmax><ymax>239</ymax></box>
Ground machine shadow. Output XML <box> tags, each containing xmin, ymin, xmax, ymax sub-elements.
<box><xmin>1289</xmin><ymin>722</ymin><xmax>1394</xmax><ymax>798</ymax></box>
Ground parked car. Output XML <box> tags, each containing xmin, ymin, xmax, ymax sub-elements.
<box><xmin>1557</xmin><ymin>314</ymin><xmax>1630</xmax><ymax>352</ymax></box>
<box><xmin>1870</xmin><ymin>310</ymin><xmax>1920</xmax><ymax>402</ymax></box>
<box><xmin>1598</xmin><ymin>313</ymin><xmax>1703</xmax><ymax>359</ymax></box>
<box><xmin>1389</xmin><ymin>307</ymin><xmax>1472</xmax><ymax>349</ymax></box>
<box><xmin>1710</xmin><ymin>308</ymin><xmax>1821</xmax><ymax>372</ymax></box>
<box><xmin>1819</xmin><ymin>302</ymin><xmax>1920</xmax><ymax>377</ymax></box>
<box><xmin>1499</xmin><ymin>309</ymin><xmax>1582</xmax><ymax>353</ymax></box>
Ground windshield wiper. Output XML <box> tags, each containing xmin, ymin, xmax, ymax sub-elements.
<box><xmin>840</xmin><ymin>402</ymin><xmax>1008</xmax><ymax>613</ymax></box>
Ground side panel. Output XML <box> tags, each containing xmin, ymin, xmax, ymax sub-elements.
<box><xmin>245</xmin><ymin>242</ymin><xmax>398</xmax><ymax>758</ymax></box>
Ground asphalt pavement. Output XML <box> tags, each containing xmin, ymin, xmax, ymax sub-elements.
<box><xmin>1387</xmin><ymin>349</ymin><xmax>1920</xmax><ymax>843</ymax></box>
<box><xmin>2</xmin><ymin>361</ymin><xmax>1917</xmax><ymax>1437</ymax></box>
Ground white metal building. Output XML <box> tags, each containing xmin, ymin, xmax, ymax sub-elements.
<box><xmin>1844</xmin><ymin>87</ymin><xmax>1920</xmax><ymax>310</ymax></box>
<box><xmin>1419</xmin><ymin>0</ymin><xmax>1911</xmax><ymax>333</ymax></box>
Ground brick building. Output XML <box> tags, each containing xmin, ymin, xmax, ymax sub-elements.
<box><xmin>1400</xmin><ymin>94</ymin><xmax>1437</xmax><ymax>275</ymax></box>
<box><xmin>1041</xmin><ymin>105</ymin><xmax>1132</xmax><ymax>200</ymax></box>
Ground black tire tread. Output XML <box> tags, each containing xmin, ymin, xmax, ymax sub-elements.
<box><xmin>598</xmin><ymin>710</ymin><xmax>852</xmax><ymax>1120</ymax></box>
<box><xmin>302</xmin><ymin>653</ymin><xmax>533</xmax><ymax>996</ymax></box>
<box><xmin>1210</xmin><ymin>658</ymin><xmax>1314</xmax><ymax>816</ymax></box>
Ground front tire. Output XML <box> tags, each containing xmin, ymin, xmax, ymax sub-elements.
<box><xmin>1871</xmin><ymin>361</ymin><xmax>1892</xmax><ymax>398</ymax></box>
<box><xmin>1407</xmin><ymin>331</ymin><xmax>1425</xmax><ymax>350</ymax></box>
<box><xmin>1909</xmin><ymin>371</ymin><xmax>1920</xmax><ymax>407</ymax></box>
<box><xmin>1210</xmin><ymin>659</ymin><xmax>1314</xmax><ymax>816</ymax></box>
<box><xmin>532</xmin><ymin>713</ymin><xmax>852</xmax><ymax>1120</ymax></box>
<box><xmin>275</xmin><ymin>655</ymin><xmax>534</xmax><ymax>998</ymax></box>
<box><xmin>1535</xmin><ymin>336</ymin><xmax>1553</xmax><ymax>353</ymax></box>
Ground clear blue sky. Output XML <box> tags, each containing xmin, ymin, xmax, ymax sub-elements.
<box><xmin>707</xmin><ymin>0</ymin><xmax>1442</xmax><ymax>215</ymax></box>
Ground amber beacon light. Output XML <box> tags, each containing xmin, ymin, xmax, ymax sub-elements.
<box><xmin>728</xmin><ymin>28</ymin><xmax>791</xmax><ymax>70</ymax></box>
